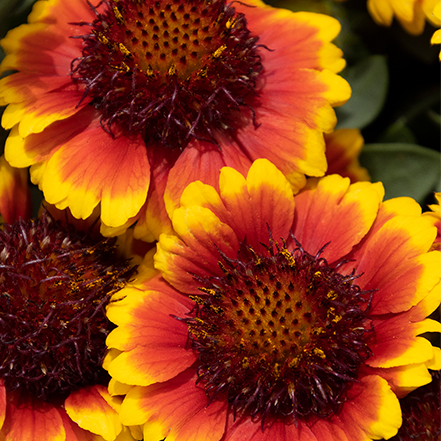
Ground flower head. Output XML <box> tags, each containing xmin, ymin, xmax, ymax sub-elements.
<box><xmin>0</xmin><ymin>158</ymin><xmax>144</xmax><ymax>441</ymax></box>
<box><xmin>367</xmin><ymin>0</ymin><xmax>441</xmax><ymax>35</ymax></box>
<box><xmin>0</xmin><ymin>0</ymin><xmax>350</xmax><ymax>239</ymax></box>
<box><xmin>105</xmin><ymin>159</ymin><xmax>441</xmax><ymax>441</ymax></box>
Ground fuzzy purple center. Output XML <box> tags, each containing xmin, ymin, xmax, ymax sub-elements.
<box><xmin>70</xmin><ymin>0</ymin><xmax>263</xmax><ymax>148</ymax></box>
<box><xmin>182</xmin><ymin>238</ymin><xmax>373</xmax><ymax>423</ymax></box>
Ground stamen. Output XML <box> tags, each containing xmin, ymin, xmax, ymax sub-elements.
<box><xmin>178</xmin><ymin>237</ymin><xmax>373</xmax><ymax>422</ymax></box>
<box><xmin>70</xmin><ymin>0</ymin><xmax>264</xmax><ymax>148</ymax></box>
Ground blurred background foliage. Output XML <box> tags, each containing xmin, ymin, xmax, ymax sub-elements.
<box><xmin>269</xmin><ymin>0</ymin><xmax>440</xmax><ymax>205</ymax></box>
<box><xmin>0</xmin><ymin>0</ymin><xmax>440</xmax><ymax>208</ymax></box>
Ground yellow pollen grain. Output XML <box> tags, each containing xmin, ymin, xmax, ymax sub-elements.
<box><xmin>332</xmin><ymin>315</ymin><xmax>342</xmax><ymax>323</ymax></box>
<box><xmin>242</xmin><ymin>357</ymin><xmax>250</xmax><ymax>369</ymax></box>
<box><xmin>118</xmin><ymin>43</ymin><xmax>132</xmax><ymax>58</ymax></box>
<box><xmin>189</xmin><ymin>295</ymin><xmax>205</xmax><ymax>305</ymax></box>
<box><xmin>312</xmin><ymin>326</ymin><xmax>324</xmax><ymax>335</ymax></box>
<box><xmin>327</xmin><ymin>290</ymin><xmax>337</xmax><ymax>300</ymax></box>
<box><xmin>199</xmin><ymin>287</ymin><xmax>217</xmax><ymax>296</ymax></box>
<box><xmin>281</xmin><ymin>249</ymin><xmax>296</xmax><ymax>267</ymax></box>
<box><xmin>113</xmin><ymin>6</ymin><xmax>124</xmax><ymax>23</ymax></box>
<box><xmin>218</xmin><ymin>262</ymin><xmax>229</xmax><ymax>274</ymax></box>
<box><xmin>93</xmin><ymin>31</ymin><xmax>110</xmax><ymax>46</ymax></box>
<box><xmin>146</xmin><ymin>65</ymin><xmax>154</xmax><ymax>77</ymax></box>
<box><xmin>212</xmin><ymin>44</ymin><xmax>227</xmax><ymax>59</ymax></box>
<box><xmin>249</xmin><ymin>247</ymin><xmax>262</xmax><ymax>266</ymax></box>
<box><xmin>225</xmin><ymin>18</ymin><xmax>236</xmax><ymax>29</ymax></box>
<box><xmin>289</xmin><ymin>356</ymin><xmax>300</xmax><ymax>368</ymax></box>
<box><xmin>327</xmin><ymin>307</ymin><xmax>336</xmax><ymax>319</ymax></box>
<box><xmin>168</xmin><ymin>63</ymin><xmax>177</xmax><ymax>76</ymax></box>
<box><xmin>313</xmin><ymin>348</ymin><xmax>326</xmax><ymax>359</ymax></box>
<box><xmin>199</xmin><ymin>65</ymin><xmax>208</xmax><ymax>77</ymax></box>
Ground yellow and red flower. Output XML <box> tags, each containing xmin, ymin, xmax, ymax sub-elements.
<box><xmin>105</xmin><ymin>159</ymin><xmax>440</xmax><ymax>441</ymax></box>
<box><xmin>0</xmin><ymin>158</ymin><xmax>147</xmax><ymax>441</ymax></box>
<box><xmin>367</xmin><ymin>0</ymin><xmax>441</xmax><ymax>35</ymax></box>
<box><xmin>0</xmin><ymin>0</ymin><xmax>350</xmax><ymax>241</ymax></box>
<box><xmin>324</xmin><ymin>128</ymin><xmax>370</xmax><ymax>183</ymax></box>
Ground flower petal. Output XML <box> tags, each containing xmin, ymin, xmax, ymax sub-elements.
<box><xmin>325</xmin><ymin>129</ymin><xmax>370</xmax><ymax>183</ymax></box>
<box><xmin>64</xmin><ymin>386</ymin><xmax>122</xmax><ymax>441</ymax></box>
<box><xmin>120</xmin><ymin>369</ymin><xmax>228</xmax><ymax>441</ymax></box>
<box><xmin>328</xmin><ymin>375</ymin><xmax>401</xmax><ymax>441</ymax></box>
<box><xmin>106</xmin><ymin>277</ymin><xmax>196</xmax><ymax>386</ymax></box>
<box><xmin>163</xmin><ymin>138</ymin><xmax>251</xmax><ymax>222</ymax></box>
<box><xmin>342</xmin><ymin>211</ymin><xmax>439</xmax><ymax>315</ymax></box>
<box><xmin>291</xmin><ymin>175</ymin><xmax>384</xmax><ymax>263</ymax></box>
<box><xmin>0</xmin><ymin>382</ymin><xmax>5</xmax><ymax>431</ymax></box>
<box><xmin>225</xmin><ymin>418</ymin><xmax>317</xmax><ymax>441</ymax></box>
<box><xmin>4</xmin><ymin>396</ymin><xmax>65</xmax><ymax>441</ymax></box>
<box><xmin>0</xmin><ymin>156</ymin><xmax>31</xmax><ymax>223</ymax></box>
<box><xmin>155</xmin><ymin>205</ymin><xmax>240</xmax><ymax>294</ymax></box>
<box><xmin>27</xmin><ymin>110</ymin><xmax>150</xmax><ymax>228</ymax></box>
<box><xmin>367</xmin><ymin>313</ymin><xmax>441</xmax><ymax>368</ymax></box>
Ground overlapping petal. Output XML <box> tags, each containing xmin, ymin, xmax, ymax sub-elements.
<box><xmin>324</xmin><ymin>129</ymin><xmax>370</xmax><ymax>182</ymax></box>
<box><xmin>367</xmin><ymin>0</ymin><xmax>441</xmax><ymax>35</ymax></box>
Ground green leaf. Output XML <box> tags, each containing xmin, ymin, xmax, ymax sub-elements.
<box><xmin>336</xmin><ymin>55</ymin><xmax>388</xmax><ymax>130</ymax></box>
<box><xmin>360</xmin><ymin>143</ymin><xmax>441</xmax><ymax>203</ymax></box>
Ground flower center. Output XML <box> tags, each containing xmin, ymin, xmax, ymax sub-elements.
<box><xmin>0</xmin><ymin>212</ymin><xmax>136</xmax><ymax>401</ymax></box>
<box><xmin>183</xmin><ymin>239</ymin><xmax>373</xmax><ymax>422</ymax></box>
<box><xmin>71</xmin><ymin>0</ymin><xmax>263</xmax><ymax>148</ymax></box>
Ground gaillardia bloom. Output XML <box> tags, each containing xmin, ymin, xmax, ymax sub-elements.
<box><xmin>367</xmin><ymin>0</ymin><xmax>441</xmax><ymax>35</ymax></box>
<box><xmin>105</xmin><ymin>159</ymin><xmax>440</xmax><ymax>441</ymax></box>
<box><xmin>0</xmin><ymin>158</ymin><xmax>145</xmax><ymax>441</ymax></box>
<box><xmin>0</xmin><ymin>0</ymin><xmax>350</xmax><ymax>240</ymax></box>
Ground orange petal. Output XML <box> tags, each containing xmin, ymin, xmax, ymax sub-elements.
<box><xmin>106</xmin><ymin>276</ymin><xmax>196</xmax><ymax>386</ymax></box>
<box><xmin>0</xmin><ymin>381</ymin><xmax>5</xmax><ymax>431</ymax></box>
<box><xmin>341</xmin><ymin>216</ymin><xmax>439</xmax><ymax>315</ymax></box>
<box><xmin>120</xmin><ymin>369</ymin><xmax>228</xmax><ymax>441</ymax></box>
<box><xmin>216</xmin><ymin>160</ymin><xmax>295</xmax><ymax>251</ymax></box>
<box><xmin>4</xmin><ymin>396</ymin><xmax>65</xmax><ymax>441</ymax></box>
<box><xmin>64</xmin><ymin>386</ymin><xmax>122</xmax><ymax>441</ymax></box>
<box><xmin>325</xmin><ymin>129</ymin><xmax>370</xmax><ymax>183</ymax></box>
<box><xmin>367</xmin><ymin>313</ymin><xmax>440</xmax><ymax>368</ymax></box>
<box><xmin>0</xmin><ymin>156</ymin><xmax>31</xmax><ymax>223</ymax></box>
<box><xmin>32</xmin><ymin>109</ymin><xmax>150</xmax><ymax>229</ymax></box>
<box><xmin>225</xmin><ymin>416</ymin><xmax>317</xmax><ymax>441</ymax></box>
<box><xmin>325</xmin><ymin>375</ymin><xmax>401</xmax><ymax>440</ymax></box>
<box><xmin>163</xmin><ymin>138</ymin><xmax>251</xmax><ymax>222</ymax></box>
<box><xmin>134</xmin><ymin>143</ymin><xmax>181</xmax><ymax>242</ymax></box>
<box><xmin>155</xmin><ymin>206</ymin><xmax>240</xmax><ymax>295</ymax></box>
<box><xmin>292</xmin><ymin>175</ymin><xmax>384</xmax><ymax>263</ymax></box>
